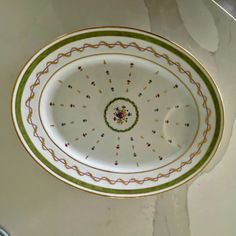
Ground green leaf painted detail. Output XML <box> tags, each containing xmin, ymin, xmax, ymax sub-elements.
<box><xmin>104</xmin><ymin>97</ymin><xmax>139</xmax><ymax>132</ymax></box>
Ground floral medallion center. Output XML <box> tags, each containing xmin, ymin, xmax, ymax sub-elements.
<box><xmin>104</xmin><ymin>97</ymin><xmax>139</xmax><ymax>132</ymax></box>
<box><xmin>113</xmin><ymin>105</ymin><xmax>132</xmax><ymax>124</ymax></box>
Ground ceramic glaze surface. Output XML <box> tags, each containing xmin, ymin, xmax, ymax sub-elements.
<box><xmin>40</xmin><ymin>54</ymin><xmax>199</xmax><ymax>173</ymax></box>
<box><xmin>12</xmin><ymin>27</ymin><xmax>223</xmax><ymax>197</ymax></box>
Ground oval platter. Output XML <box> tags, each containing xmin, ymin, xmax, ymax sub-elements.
<box><xmin>12</xmin><ymin>27</ymin><xmax>224</xmax><ymax>197</ymax></box>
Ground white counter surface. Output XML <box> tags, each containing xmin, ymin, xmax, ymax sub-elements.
<box><xmin>0</xmin><ymin>0</ymin><xmax>235</xmax><ymax>235</ymax></box>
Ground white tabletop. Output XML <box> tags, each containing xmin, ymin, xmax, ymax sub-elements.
<box><xmin>0</xmin><ymin>0</ymin><xmax>235</xmax><ymax>235</ymax></box>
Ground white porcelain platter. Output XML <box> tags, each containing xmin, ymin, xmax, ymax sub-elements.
<box><xmin>12</xmin><ymin>27</ymin><xmax>224</xmax><ymax>197</ymax></box>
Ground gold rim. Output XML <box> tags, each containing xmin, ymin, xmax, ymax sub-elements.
<box><xmin>11</xmin><ymin>26</ymin><xmax>224</xmax><ymax>198</ymax></box>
